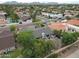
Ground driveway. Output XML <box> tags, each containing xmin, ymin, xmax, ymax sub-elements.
<box><xmin>66</xmin><ymin>49</ymin><xmax>79</xmax><ymax>58</ymax></box>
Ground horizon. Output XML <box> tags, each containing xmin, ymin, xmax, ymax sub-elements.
<box><xmin>0</xmin><ymin>0</ymin><xmax>79</xmax><ymax>4</ymax></box>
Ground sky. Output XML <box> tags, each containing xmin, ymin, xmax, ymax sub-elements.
<box><xmin>0</xmin><ymin>0</ymin><xmax>79</xmax><ymax>3</ymax></box>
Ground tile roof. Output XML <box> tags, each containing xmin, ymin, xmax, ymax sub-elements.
<box><xmin>67</xmin><ymin>19</ymin><xmax>79</xmax><ymax>26</ymax></box>
<box><xmin>0</xmin><ymin>27</ymin><xmax>15</xmax><ymax>51</ymax></box>
<box><xmin>0</xmin><ymin>23</ymin><xmax>35</xmax><ymax>51</ymax></box>
<box><xmin>0</xmin><ymin>35</ymin><xmax>15</xmax><ymax>50</ymax></box>
<box><xmin>48</xmin><ymin>22</ymin><xmax>66</xmax><ymax>30</ymax></box>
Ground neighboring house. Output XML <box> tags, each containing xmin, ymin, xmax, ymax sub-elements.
<box><xmin>48</xmin><ymin>19</ymin><xmax>79</xmax><ymax>32</ymax></box>
<box><xmin>20</xmin><ymin>15</ymin><xmax>31</xmax><ymax>22</ymax></box>
<box><xmin>66</xmin><ymin>19</ymin><xmax>79</xmax><ymax>32</ymax></box>
<box><xmin>66</xmin><ymin>23</ymin><xmax>79</xmax><ymax>32</ymax></box>
<box><xmin>33</xmin><ymin>27</ymin><xmax>62</xmax><ymax>49</ymax></box>
<box><xmin>0</xmin><ymin>19</ymin><xmax>7</xmax><ymax>26</ymax></box>
<box><xmin>17</xmin><ymin>24</ymin><xmax>53</xmax><ymax>39</ymax></box>
<box><xmin>67</xmin><ymin>19</ymin><xmax>79</xmax><ymax>26</ymax></box>
<box><xmin>64</xmin><ymin>10</ymin><xmax>79</xmax><ymax>17</ymax></box>
<box><xmin>0</xmin><ymin>27</ymin><xmax>15</xmax><ymax>54</ymax></box>
<box><xmin>33</xmin><ymin>27</ymin><xmax>53</xmax><ymax>39</ymax></box>
<box><xmin>0</xmin><ymin>11</ymin><xmax>7</xmax><ymax>26</ymax></box>
<box><xmin>42</xmin><ymin>12</ymin><xmax>63</xmax><ymax>19</ymax></box>
<box><xmin>0</xmin><ymin>11</ymin><xmax>7</xmax><ymax>19</ymax></box>
<box><xmin>48</xmin><ymin>22</ymin><xmax>66</xmax><ymax>31</ymax></box>
<box><xmin>17</xmin><ymin>11</ymin><xmax>32</xmax><ymax>24</ymax></box>
<box><xmin>36</xmin><ymin>15</ymin><xmax>50</xmax><ymax>24</ymax></box>
<box><xmin>0</xmin><ymin>23</ymin><xmax>36</xmax><ymax>54</ymax></box>
<box><xmin>16</xmin><ymin>11</ymin><xmax>31</xmax><ymax>21</ymax></box>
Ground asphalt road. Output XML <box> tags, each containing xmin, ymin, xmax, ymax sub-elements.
<box><xmin>66</xmin><ymin>49</ymin><xmax>79</xmax><ymax>58</ymax></box>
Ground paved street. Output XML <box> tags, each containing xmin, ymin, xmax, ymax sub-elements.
<box><xmin>66</xmin><ymin>49</ymin><xmax>79</xmax><ymax>58</ymax></box>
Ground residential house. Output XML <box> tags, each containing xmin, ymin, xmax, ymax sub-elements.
<box><xmin>42</xmin><ymin>12</ymin><xmax>64</xmax><ymax>19</ymax></box>
<box><xmin>16</xmin><ymin>11</ymin><xmax>32</xmax><ymax>24</ymax></box>
<box><xmin>0</xmin><ymin>22</ymin><xmax>37</xmax><ymax>54</ymax></box>
<box><xmin>0</xmin><ymin>11</ymin><xmax>7</xmax><ymax>26</ymax></box>
<box><xmin>0</xmin><ymin>11</ymin><xmax>7</xmax><ymax>19</ymax></box>
<box><xmin>66</xmin><ymin>19</ymin><xmax>79</xmax><ymax>32</ymax></box>
<box><xmin>33</xmin><ymin>27</ymin><xmax>53</xmax><ymax>39</ymax></box>
<box><xmin>48</xmin><ymin>22</ymin><xmax>66</xmax><ymax>31</ymax></box>
<box><xmin>48</xmin><ymin>19</ymin><xmax>79</xmax><ymax>32</ymax></box>
<box><xmin>0</xmin><ymin>27</ymin><xmax>15</xmax><ymax>54</ymax></box>
<box><xmin>67</xmin><ymin>19</ymin><xmax>79</xmax><ymax>26</ymax></box>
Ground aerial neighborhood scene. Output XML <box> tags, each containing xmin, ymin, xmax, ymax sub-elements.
<box><xmin>0</xmin><ymin>0</ymin><xmax>79</xmax><ymax>58</ymax></box>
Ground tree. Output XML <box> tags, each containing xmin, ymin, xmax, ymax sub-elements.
<box><xmin>1</xmin><ymin>5</ymin><xmax>15</xmax><ymax>18</ymax></box>
<box><xmin>17</xmin><ymin>30</ymin><xmax>54</xmax><ymax>58</ymax></box>
<box><xmin>9</xmin><ymin>25</ymin><xmax>18</xmax><ymax>48</ymax></box>
<box><xmin>10</xmin><ymin>13</ymin><xmax>19</xmax><ymax>23</ymax></box>
<box><xmin>32</xmin><ymin>39</ymin><xmax>54</xmax><ymax>57</ymax></box>
<box><xmin>17</xmin><ymin>30</ymin><xmax>33</xmax><ymax>48</ymax></box>
<box><xmin>53</xmin><ymin>30</ymin><xmax>62</xmax><ymax>38</ymax></box>
<box><xmin>29</xmin><ymin>6</ymin><xmax>41</xmax><ymax>22</ymax></box>
<box><xmin>10</xmin><ymin>48</ymin><xmax>22</xmax><ymax>58</ymax></box>
<box><xmin>9</xmin><ymin>25</ymin><xmax>17</xmax><ymax>32</ymax></box>
<box><xmin>0</xmin><ymin>5</ymin><xmax>20</xmax><ymax>23</ymax></box>
<box><xmin>72</xmin><ymin>32</ymin><xmax>79</xmax><ymax>40</ymax></box>
<box><xmin>61</xmin><ymin>32</ymin><xmax>78</xmax><ymax>46</ymax></box>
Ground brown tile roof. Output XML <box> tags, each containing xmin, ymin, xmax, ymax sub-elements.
<box><xmin>48</xmin><ymin>22</ymin><xmax>66</xmax><ymax>30</ymax></box>
<box><xmin>0</xmin><ymin>23</ymin><xmax>35</xmax><ymax>51</ymax></box>
<box><xmin>0</xmin><ymin>35</ymin><xmax>15</xmax><ymax>50</ymax></box>
<box><xmin>0</xmin><ymin>27</ymin><xmax>15</xmax><ymax>51</ymax></box>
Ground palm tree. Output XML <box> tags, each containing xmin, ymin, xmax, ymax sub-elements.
<box><xmin>29</xmin><ymin>6</ymin><xmax>41</xmax><ymax>22</ymax></box>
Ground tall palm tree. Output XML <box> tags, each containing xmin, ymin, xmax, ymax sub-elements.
<box><xmin>29</xmin><ymin>6</ymin><xmax>42</xmax><ymax>22</ymax></box>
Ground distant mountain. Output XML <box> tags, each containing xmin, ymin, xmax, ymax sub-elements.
<box><xmin>46</xmin><ymin>2</ymin><xmax>58</xmax><ymax>5</ymax></box>
<box><xmin>2</xmin><ymin>1</ymin><xmax>79</xmax><ymax>5</ymax></box>
<box><xmin>3</xmin><ymin>1</ymin><xmax>59</xmax><ymax>5</ymax></box>
<box><xmin>4</xmin><ymin>1</ymin><xmax>19</xmax><ymax>4</ymax></box>
<box><xmin>28</xmin><ymin>2</ymin><xmax>58</xmax><ymax>5</ymax></box>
